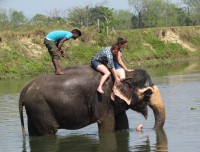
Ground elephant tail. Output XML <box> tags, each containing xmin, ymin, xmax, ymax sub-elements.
<box><xmin>19</xmin><ymin>80</ymin><xmax>35</xmax><ymax>136</ymax></box>
<box><xmin>19</xmin><ymin>94</ymin><xmax>26</xmax><ymax>136</ymax></box>
<box><xmin>19</xmin><ymin>82</ymin><xmax>32</xmax><ymax>137</ymax></box>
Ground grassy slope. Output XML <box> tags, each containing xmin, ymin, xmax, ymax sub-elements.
<box><xmin>0</xmin><ymin>26</ymin><xmax>200</xmax><ymax>79</ymax></box>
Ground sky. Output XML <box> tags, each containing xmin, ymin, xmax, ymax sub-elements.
<box><xmin>0</xmin><ymin>0</ymin><xmax>181</xmax><ymax>18</ymax></box>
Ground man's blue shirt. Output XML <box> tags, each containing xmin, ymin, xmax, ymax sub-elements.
<box><xmin>46</xmin><ymin>30</ymin><xmax>73</xmax><ymax>42</ymax></box>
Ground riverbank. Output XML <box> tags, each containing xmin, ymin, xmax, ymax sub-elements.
<box><xmin>0</xmin><ymin>26</ymin><xmax>200</xmax><ymax>79</ymax></box>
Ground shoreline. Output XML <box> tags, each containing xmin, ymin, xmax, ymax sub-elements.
<box><xmin>1</xmin><ymin>26</ymin><xmax>200</xmax><ymax>79</ymax></box>
<box><xmin>0</xmin><ymin>57</ymin><xmax>199</xmax><ymax>80</ymax></box>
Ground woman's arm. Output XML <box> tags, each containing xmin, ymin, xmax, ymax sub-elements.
<box><xmin>116</xmin><ymin>52</ymin><xmax>129</xmax><ymax>70</ymax></box>
<box><xmin>105</xmin><ymin>49</ymin><xmax>120</xmax><ymax>83</ymax></box>
<box><xmin>111</xmin><ymin>68</ymin><xmax>120</xmax><ymax>83</ymax></box>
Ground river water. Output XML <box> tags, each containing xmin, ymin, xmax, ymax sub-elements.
<box><xmin>0</xmin><ymin>61</ymin><xmax>200</xmax><ymax>152</ymax></box>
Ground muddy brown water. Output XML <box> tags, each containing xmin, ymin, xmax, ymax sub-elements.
<box><xmin>0</xmin><ymin>61</ymin><xmax>200</xmax><ymax>152</ymax></box>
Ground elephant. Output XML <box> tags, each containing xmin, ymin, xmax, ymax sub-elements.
<box><xmin>19</xmin><ymin>65</ymin><xmax>165</xmax><ymax>136</ymax></box>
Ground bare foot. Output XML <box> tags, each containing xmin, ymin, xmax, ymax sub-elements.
<box><xmin>136</xmin><ymin>124</ymin><xmax>143</xmax><ymax>132</ymax></box>
<box><xmin>111</xmin><ymin>92</ymin><xmax>115</xmax><ymax>101</ymax></box>
<box><xmin>97</xmin><ymin>87</ymin><xmax>104</xmax><ymax>94</ymax></box>
<box><xmin>55</xmin><ymin>70</ymin><xmax>64</xmax><ymax>75</ymax></box>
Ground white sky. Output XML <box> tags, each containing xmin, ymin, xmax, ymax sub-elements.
<box><xmin>0</xmin><ymin>0</ymin><xmax>182</xmax><ymax>18</ymax></box>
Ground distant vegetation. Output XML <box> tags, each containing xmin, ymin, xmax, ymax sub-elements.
<box><xmin>0</xmin><ymin>0</ymin><xmax>200</xmax><ymax>31</ymax></box>
<box><xmin>1</xmin><ymin>26</ymin><xmax>200</xmax><ymax>79</ymax></box>
<box><xmin>0</xmin><ymin>0</ymin><xmax>200</xmax><ymax>79</ymax></box>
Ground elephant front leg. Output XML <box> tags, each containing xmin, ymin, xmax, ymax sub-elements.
<box><xmin>97</xmin><ymin>108</ymin><xmax>115</xmax><ymax>133</ymax></box>
<box><xmin>114</xmin><ymin>112</ymin><xmax>129</xmax><ymax>130</ymax></box>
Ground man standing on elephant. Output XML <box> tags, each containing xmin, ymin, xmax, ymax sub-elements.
<box><xmin>44</xmin><ymin>29</ymin><xmax>82</xmax><ymax>75</ymax></box>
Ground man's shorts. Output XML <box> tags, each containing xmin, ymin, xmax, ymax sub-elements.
<box><xmin>44</xmin><ymin>38</ymin><xmax>58</xmax><ymax>59</ymax></box>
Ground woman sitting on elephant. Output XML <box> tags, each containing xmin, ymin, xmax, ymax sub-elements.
<box><xmin>91</xmin><ymin>44</ymin><xmax>121</xmax><ymax>94</ymax></box>
<box><xmin>114</xmin><ymin>37</ymin><xmax>133</xmax><ymax>79</ymax></box>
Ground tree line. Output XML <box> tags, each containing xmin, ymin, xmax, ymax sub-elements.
<box><xmin>0</xmin><ymin>0</ymin><xmax>200</xmax><ymax>32</ymax></box>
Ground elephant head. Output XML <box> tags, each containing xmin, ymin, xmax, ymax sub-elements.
<box><xmin>113</xmin><ymin>69</ymin><xmax>166</xmax><ymax>129</ymax></box>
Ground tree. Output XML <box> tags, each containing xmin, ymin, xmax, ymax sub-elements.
<box><xmin>46</xmin><ymin>9</ymin><xmax>67</xmax><ymax>18</ymax></box>
<box><xmin>142</xmin><ymin>0</ymin><xmax>165</xmax><ymax>27</ymax></box>
<box><xmin>176</xmin><ymin>8</ymin><xmax>188</xmax><ymax>26</ymax></box>
<box><xmin>91</xmin><ymin>6</ymin><xmax>116</xmax><ymax>34</ymax></box>
<box><xmin>67</xmin><ymin>6</ymin><xmax>90</xmax><ymax>27</ymax></box>
<box><xmin>128</xmin><ymin>0</ymin><xmax>147</xmax><ymax>28</ymax></box>
<box><xmin>0</xmin><ymin>9</ymin><xmax>9</xmax><ymax>28</ymax></box>
<box><xmin>131</xmin><ymin>15</ymin><xmax>139</xmax><ymax>28</ymax></box>
<box><xmin>113</xmin><ymin>10</ymin><xmax>133</xmax><ymax>29</ymax></box>
<box><xmin>129</xmin><ymin>0</ymin><xmax>190</xmax><ymax>28</ymax></box>
<box><xmin>10</xmin><ymin>10</ymin><xmax>27</xmax><ymax>26</ymax></box>
<box><xmin>67</xmin><ymin>6</ymin><xmax>116</xmax><ymax>34</ymax></box>
<box><xmin>182</xmin><ymin>0</ymin><xmax>200</xmax><ymax>24</ymax></box>
<box><xmin>32</xmin><ymin>14</ymin><xmax>48</xmax><ymax>25</ymax></box>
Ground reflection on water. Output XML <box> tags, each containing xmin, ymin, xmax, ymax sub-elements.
<box><xmin>1</xmin><ymin>60</ymin><xmax>200</xmax><ymax>152</ymax></box>
<box><xmin>28</xmin><ymin>135</ymin><xmax>98</xmax><ymax>152</ymax></box>
<box><xmin>22</xmin><ymin>129</ymin><xmax>167</xmax><ymax>152</ymax></box>
<box><xmin>0</xmin><ymin>77</ymin><xmax>35</xmax><ymax>95</ymax></box>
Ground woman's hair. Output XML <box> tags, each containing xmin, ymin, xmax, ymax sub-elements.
<box><xmin>117</xmin><ymin>37</ymin><xmax>127</xmax><ymax>45</ymax></box>
<box><xmin>111</xmin><ymin>43</ymin><xmax>120</xmax><ymax>51</ymax></box>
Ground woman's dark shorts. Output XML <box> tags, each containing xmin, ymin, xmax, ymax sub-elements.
<box><xmin>44</xmin><ymin>38</ymin><xmax>58</xmax><ymax>59</ymax></box>
<box><xmin>91</xmin><ymin>60</ymin><xmax>102</xmax><ymax>69</ymax></box>
<box><xmin>114</xmin><ymin>61</ymin><xmax>123</xmax><ymax>69</ymax></box>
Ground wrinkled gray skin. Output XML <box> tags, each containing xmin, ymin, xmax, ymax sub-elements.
<box><xmin>19</xmin><ymin>65</ymin><xmax>165</xmax><ymax>136</ymax></box>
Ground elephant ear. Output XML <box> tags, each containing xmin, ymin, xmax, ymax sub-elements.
<box><xmin>137</xmin><ymin>86</ymin><xmax>154</xmax><ymax>100</ymax></box>
<box><xmin>113</xmin><ymin>78</ymin><xmax>133</xmax><ymax>105</ymax></box>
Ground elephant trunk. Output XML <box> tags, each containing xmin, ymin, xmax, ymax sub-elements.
<box><xmin>148</xmin><ymin>85</ymin><xmax>165</xmax><ymax>129</ymax></box>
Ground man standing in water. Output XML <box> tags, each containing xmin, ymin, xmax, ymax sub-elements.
<box><xmin>44</xmin><ymin>29</ymin><xmax>82</xmax><ymax>75</ymax></box>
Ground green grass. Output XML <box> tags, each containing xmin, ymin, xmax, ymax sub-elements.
<box><xmin>0</xmin><ymin>26</ymin><xmax>200</xmax><ymax>79</ymax></box>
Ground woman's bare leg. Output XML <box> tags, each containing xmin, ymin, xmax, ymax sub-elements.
<box><xmin>116</xmin><ymin>68</ymin><xmax>125</xmax><ymax>79</ymax></box>
<box><xmin>111</xmin><ymin>68</ymin><xmax>125</xmax><ymax>101</ymax></box>
<box><xmin>96</xmin><ymin>64</ymin><xmax>111</xmax><ymax>93</ymax></box>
